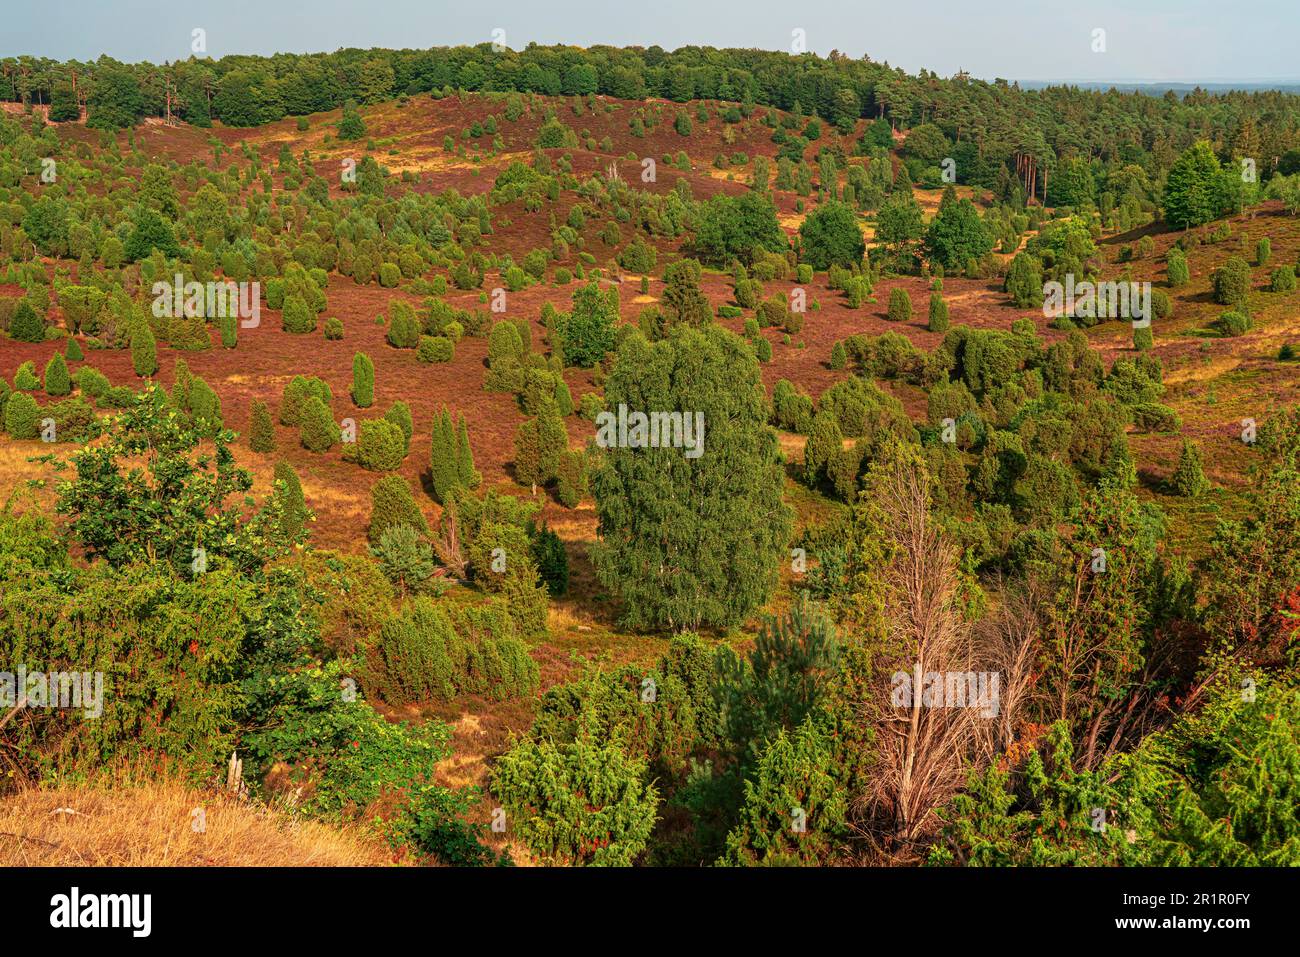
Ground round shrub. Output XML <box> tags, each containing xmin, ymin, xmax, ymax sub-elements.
<box><xmin>353</xmin><ymin>418</ymin><xmax>406</xmax><ymax>471</ymax></box>
<box><xmin>3</xmin><ymin>392</ymin><xmax>40</xmax><ymax>438</ymax></box>
<box><xmin>14</xmin><ymin>362</ymin><xmax>39</xmax><ymax>391</ymax></box>
<box><xmin>281</xmin><ymin>292</ymin><xmax>316</xmax><ymax>333</ymax></box>
<box><xmin>887</xmin><ymin>287</ymin><xmax>913</xmax><ymax>323</ymax></box>
<box><xmin>416</xmin><ymin>335</ymin><xmax>455</xmax><ymax>363</ymax></box>
<box><xmin>1213</xmin><ymin>311</ymin><xmax>1252</xmax><ymax>337</ymax></box>
<box><xmin>75</xmin><ymin>366</ymin><xmax>110</xmax><ymax>399</ymax></box>
<box><xmin>1212</xmin><ymin>257</ymin><xmax>1252</xmax><ymax>307</ymax></box>
<box><xmin>323</xmin><ymin>317</ymin><xmax>344</xmax><ymax>339</ymax></box>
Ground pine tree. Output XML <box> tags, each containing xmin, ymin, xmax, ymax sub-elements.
<box><xmin>1169</xmin><ymin>439</ymin><xmax>1210</xmax><ymax>497</ymax></box>
<box><xmin>44</xmin><ymin>354</ymin><xmax>71</xmax><ymax>396</ymax></box>
<box><xmin>456</xmin><ymin>414</ymin><xmax>481</xmax><ymax>489</ymax></box>
<box><xmin>887</xmin><ymin>287</ymin><xmax>913</xmax><ymax>323</ymax></box>
<box><xmin>368</xmin><ymin>474</ymin><xmax>428</xmax><ymax>544</ymax></box>
<box><xmin>429</xmin><ymin>408</ymin><xmax>460</xmax><ymax>503</ymax></box>
<box><xmin>65</xmin><ymin>338</ymin><xmax>84</xmax><ymax>362</ymax></box>
<box><xmin>352</xmin><ymin>352</ymin><xmax>375</xmax><ymax>407</ymax></box>
<box><xmin>514</xmin><ymin>418</ymin><xmax>544</xmax><ymax>490</ymax></box>
<box><xmin>927</xmin><ymin>292</ymin><xmax>950</xmax><ymax>332</ymax></box>
<box><xmin>536</xmin><ymin>400</ymin><xmax>568</xmax><ymax>482</ymax></box>
<box><xmin>299</xmin><ymin>396</ymin><xmax>336</xmax><ymax>452</ymax></box>
<box><xmin>249</xmin><ymin>399</ymin><xmax>276</xmax><ymax>453</ymax></box>
<box><xmin>131</xmin><ymin>323</ymin><xmax>158</xmax><ymax>377</ymax></box>
<box><xmin>11</xmin><ymin>300</ymin><xmax>45</xmax><ymax>343</ymax></box>
<box><xmin>803</xmin><ymin>410</ymin><xmax>844</xmax><ymax>488</ymax></box>
<box><xmin>273</xmin><ymin>461</ymin><xmax>309</xmax><ymax>541</ymax></box>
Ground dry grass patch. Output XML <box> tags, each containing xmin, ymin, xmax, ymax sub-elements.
<box><xmin>0</xmin><ymin>781</ymin><xmax>393</xmax><ymax>867</ymax></box>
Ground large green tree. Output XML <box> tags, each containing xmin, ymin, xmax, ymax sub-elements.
<box><xmin>591</xmin><ymin>325</ymin><xmax>792</xmax><ymax>630</ymax></box>
<box><xmin>1163</xmin><ymin>141</ymin><xmax>1227</xmax><ymax>230</ymax></box>
<box><xmin>799</xmin><ymin>201</ymin><xmax>865</xmax><ymax>270</ymax></box>
<box><xmin>691</xmin><ymin>191</ymin><xmax>786</xmax><ymax>266</ymax></box>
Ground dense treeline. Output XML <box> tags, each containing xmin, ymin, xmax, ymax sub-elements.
<box><xmin>6</xmin><ymin>44</ymin><xmax>1300</xmax><ymax>198</ymax></box>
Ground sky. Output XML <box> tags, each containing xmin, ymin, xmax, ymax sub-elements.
<box><xmin>2</xmin><ymin>0</ymin><xmax>1298</xmax><ymax>84</ymax></box>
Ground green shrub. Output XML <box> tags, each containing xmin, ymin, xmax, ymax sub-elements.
<box><xmin>10</xmin><ymin>300</ymin><xmax>45</xmax><ymax>342</ymax></box>
<box><xmin>131</xmin><ymin>325</ymin><xmax>158</xmax><ymax>376</ymax></box>
<box><xmin>1214</xmin><ymin>310</ymin><xmax>1252</xmax><ymax>337</ymax></box>
<box><xmin>3</xmin><ymin>392</ymin><xmax>40</xmax><ymax>438</ymax></box>
<box><xmin>323</xmin><ymin>317</ymin><xmax>344</xmax><ymax>339</ymax></box>
<box><xmin>384</xmin><ymin>401</ymin><xmax>414</xmax><ymax>452</ymax></box>
<box><xmin>249</xmin><ymin>399</ymin><xmax>276</xmax><ymax>453</ymax></box>
<box><xmin>771</xmin><ymin>379</ymin><xmax>815</xmax><ymax>433</ymax></box>
<box><xmin>491</xmin><ymin>710</ymin><xmax>659</xmax><ymax>866</ymax></box>
<box><xmin>43</xmin><ymin>354</ymin><xmax>71</xmax><ymax>396</ymax></box>
<box><xmin>927</xmin><ymin>292</ymin><xmax>949</xmax><ymax>332</ymax></box>
<box><xmin>1131</xmin><ymin>403</ymin><xmax>1181</xmax><ymax>432</ymax></box>
<box><xmin>279</xmin><ymin>375</ymin><xmax>332</xmax><ymax>425</ymax></box>
<box><xmin>75</xmin><ymin>366</ymin><xmax>110</xmax><ymax>399</ymax></box>
<box><xmin>14</xmin><ymin>362</ymin><xmax>40</xmax><ymax>391</ymax></box>
<box><xmin>299</xmin><ymin>396</ymin><xmax>336</xmax><ymax>452</ymax></box>
<box><xmin>1169</xmin><ymin>438</ymin><xmax>1210</xmax><ymax>496</ymax></box>
<box><xmin>350</xmin><ymin>418</ymin><xmax>406</xmax><ymax>471</ymax></box>
<box><xmin>1270</xmin><ymin>265</ymin><xmax>1296</xmax><ymax>293</ymax></box>
<box><xmin>281</xmin><ymin>292</ymin><xmax>316</xmax><ymax>333</ymax></box>
<box><xmin>1212</xmin><ymin>257</ymin><xmax>1252</xmax><ymax>306</ymax></box>
<box><xmin>363</xmin><ymin>598</ymin><xmax>538</xmax><ymax>705</ymax></box>
<box><xmin>720</xmin><ymin>718</ymin><xmax>846</xmax><ymax>866</ymax></box>
<box><xmin>386</xmin><ymin>302</ymin><xmax>421</xmax><ymax>348</ymax></box>
<box><xmin>887</xmin><ymin>287</ymin><xmax>913</xmax><ymax>323</ymax></box>
<box><xmin>416</xmin><ymin>335</ymin><xmax>454</xmax><ymax>363</ymax></box>
<box><xmin>368</xmin><ymin>474</ymin><xmax>428</xmax><ymax>544</ymax></box>
<box><xmin>351</xmin><ymin>352</ymin><xmax>375</xmax><ymax>407</ymax></box>
<box><xmin>1166</xmin><ymin>248</ymin><xmax>1190</xmax><ymax>287</ymax></box>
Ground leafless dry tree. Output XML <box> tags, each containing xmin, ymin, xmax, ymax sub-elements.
<box><xmin>431</xmin><ymin>499</ymin><xmax>468</xmax><ymax>581</ymax></box>
<box><xmin>857</xmin><ymin>455</ymin><xmax>1033</xmax><ymax>853</ymax></box>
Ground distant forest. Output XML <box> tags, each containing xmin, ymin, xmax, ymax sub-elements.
<box><xmin>5</xmin><ymin>45</ymin><xmax>1300</xmax><ymax>203</ymax></box>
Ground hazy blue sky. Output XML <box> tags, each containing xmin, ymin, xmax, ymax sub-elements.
<box><xmin>3</xmin><ymin>0</ymin><xmax>1297</xmax><ymax>83</ymax></box>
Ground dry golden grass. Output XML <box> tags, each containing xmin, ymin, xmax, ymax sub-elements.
<box><xmin>0</xmin><ymin>781</ymin><xmax>394</xmax><ymax>867</ymax></box>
